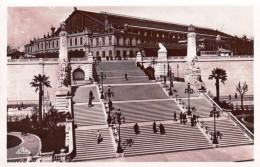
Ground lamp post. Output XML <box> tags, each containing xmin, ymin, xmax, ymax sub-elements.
<box><xmin>164</xmin><ymin>64</ymin><xmax>166</xmax><ymax>85</ymax></box>
<box><xmin>99</xmin><ymin>69</ymin><xmax>106</xmax><ymax>99</ymax></box>
<box><xmin>105</xmin><ymin>85</ymin><xmax>114</xmax><ymax>120</ymax></box>
<box><xmin>210</xmin><ymin>104</ymin><xmax>221</xmax><ymax>144</ymax></box>
<box><xmin>185</xmin><ymin>82</ymin><xmax>194</xmax><ymax>115</ymax></box>
<box><xmin>169</xmin><ymin>69</ymin><xmax>173</xmax><ymax>96</ymax></box>
<box><xmin>112</xmin><ymin>108</ymin><xmax>125</xmax><ymax>153</ymax></box>
<box><xmin>177</xmin><ymin>64</ymin><xmax>179</xmax><ymax>81</ymax></box>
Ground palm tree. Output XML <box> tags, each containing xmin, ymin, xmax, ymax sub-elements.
<box><xmin>208</xmin><ymin>68</ymin><xmax>227</xmax><ymax>102</ymax></box>
<box><xmin>236</xmin><ymin>81</ymin><xmax>248</xmax><ymax>111</ymax></box>
<box><xmin>30</xmin><ymin>74</ymin><xmax>51</xmax><ymax>127</ymax></box>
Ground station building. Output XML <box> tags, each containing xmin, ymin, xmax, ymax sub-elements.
<box><xmin>24</xmin><ymin>8</ymin><xmax>233</xmax><ymax>59</ymax></box>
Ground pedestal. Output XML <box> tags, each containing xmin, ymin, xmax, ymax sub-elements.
<box><xmin>55</xmin><ymin>86</ymin><xmax>70</xmax><ymax>112</ymax></box>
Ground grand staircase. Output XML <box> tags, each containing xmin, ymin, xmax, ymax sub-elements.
<box><xmin>74</xmin><ymin>104</ymin><xmax>106</xmax><ymax>126</ymax></box>
<box><xmin>72</xmin><ymin>128</ymin><xmax>116</xmax><ymax>161</ymax></box>
<box><xmin>120</xmin><ymin>122</ymin><xmax>213</xmax><ymax>157</ymax></box>
<box><xmin>204</xmin><ymin>118</ymin><xmax>254</xmax><ymax>147</ymax></box>
<box><xmin>96</xmin><ymin>61</ymin><xmax>150</xmax><ymax>84</ymax></box>
<box><xmin>113</xmin><ymin>100</ymin><xmax>182</xmax><ymax>123</ymax></box>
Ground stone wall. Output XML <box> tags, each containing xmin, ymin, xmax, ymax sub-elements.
<box><xmin>7</xmin><ymin>62</ymin><xmax>59</xmax><ymax>104</ymax></box>
<box><xmin>169</xmin><ymin>59</ymin><xmax>253</xmax><ymax>96</ymax></box>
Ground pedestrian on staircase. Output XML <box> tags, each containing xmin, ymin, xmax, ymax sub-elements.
<box><xmin>88</xmin><ymin>90</ymin><xmax>94</xmax><ymax>107</ymax></box>
<box><xmin>153</xmin><ymin>121</ymin><xmax>157</xmax><ymax>133</ymax></box>
<box><xmin>173</xmin><ymin>111</ymin><xmax>177</xmax><ymax>121</ymax></box>
<box><xmin>125</xmin><ymin>73</ymin><xmax>128</xmax><ymax>81</ymax></box>
<box><xmin>96</xmin><ymin>130</ymin><xmax>102</xmax><ymax>144</ymax></box>
<box><xmin>159</xmin><ymin>123</ymin><xmax>165</xmax><ymax>135</ymax></box>
<box><xmin>183</xmin><ymin>112</ymin><xmax>187</xmax><ymax>124</ymax></box>
<box><xmin>193</xmin><ymin>114</ymin><xmax>197</xmax><ymax>125</ymax></box>
<box><xmin>190</xmin><ymin>116</ymin><xmax>194</xmax><ymax>127</ymax></box>
<box><xmin>134</xmin><ymin>123</ymin><xmax>139</xmax><ymax>135</ymax></box>
<box><xmin>180</xmin><ymin>112</ymin><xmax>183</xmax><ymax>123</ymax></box>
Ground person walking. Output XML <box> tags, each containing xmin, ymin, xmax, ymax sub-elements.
<box><xmin>88</xmin><ymin>90</ymin><xmax>94</xmax><ymax>107</ymax></box>
<box><xmin>183</xmin><ymin>112</ymin><xmax>187</xmax><ymax>124</ymax></box>
<box><xmin>173</xmin><ymin>111</ymin><xmax>177</xmax><ymax>121</ymax></box>
<box><xmin>96</xmin><ymin>130</ymin><xmax>102</xmax><ymax>144</ymax></box>
<box><xmin>153</xmin><ymin>121</ymin><xmax>157</xmax><ymax>133</ymax></box>
<box><xmin>180</xmin><ymin>112</ymin><xmax>183</xmax><ymax>123</ymax></box>
<box><xmin>193</xmin><ymin>114</ymin><xmax>197</xmax><ymax>125</ymax></box>
<box><xmin>190</xmin><ymin>116</ymin><xmax>194</xmax><ymax>127</ymax></box>
<box><xmin>159</xmin><ymin>123</ymin><xmax>165</xmax><ymax>135</ymax></box>
<box><xmin>134</xmin><ymin>123</ymin><xmax>139</xmax><ymax>135</ymax></box>
<box><xmin>125</xmin><ymin>73</ymin><xmax>128</xmax><ymax>81</ymax></box>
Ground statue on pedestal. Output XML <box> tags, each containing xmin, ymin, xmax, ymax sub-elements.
<box><xmin>58</xmin><ymin>59</ymin><xmax>71</xmax><ymax>88</ymax></box>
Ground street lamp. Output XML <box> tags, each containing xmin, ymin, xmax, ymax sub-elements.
<box><xmin>99</xmin><ymin>69</ymin><xmax>106</xmax><ymax>99</ymax></box>
<box><xmin>169</xmin><ymin>69</ymin><xmax>173</xmax><ymax>96</ymax></box>
<box><xmin>210</xmin><ymin>104</ymin><xmax>221</xmax><ymax>144</ymax></box>
<box><xmin>112</xmin><ymin>108</ymin><xmax>125</xmax><ymax>153</ymax></box>
<box><xmin>185</xmin><ymin>82</ymin><xmax>194</xmax><ymax>115</ymax></box>
<box><xmin>177</xmin><ymin>64</ymin><xmax>179</xmax><ymax>81</ymax></box>
<box><xmin>164</xmin><ymin>64</ymin><xmax>166</xmax><ymax>85</ymax></box>
<box><xmin>105</xmin><ymin>85</ymin><xmax>114</xmax><ymax>120</ymax></box>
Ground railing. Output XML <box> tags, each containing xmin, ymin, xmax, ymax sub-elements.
<box><xmin>228</xmin><ymin>112</ymin><xmax>254</xmax><ymax>140</ymax></box>
<box><xmin>43</xmin><ymin>58</ymin><xmax>59</xmax><ymax>61</ymax></box>
<box><xmin>204</xmin><ymin>93</ymin><xmax>223</xmax><ymax>113</ymax></box>
<box><xmin>70</xmin><ymin>57</ymin><xmax>88</xmax><ymax>61</ymax></box>
<box><xmin>7</xmin><ymin>156</ymin><xmax>41</xmax><ymax>162</ymax></box>
<box><xmin>7</xmin><ymin>58</ymin><xmax>60</xmax><ymax>63</ymax></box>
<box><xmin>142</xmin><ymin>56</ymin><xmax>186</xmax><ymax>61</ymax></box>
<box><xmin>8</xmin><ymin>58</ymin><xmax>39</xmax><ymax>62</ymax></box>
<box><xmin>198</xmin><ymin>55</ymin><xmax>253</xmax><ymax>59</ymax></box>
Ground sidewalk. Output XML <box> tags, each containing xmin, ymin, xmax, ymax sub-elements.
<box><xmin>93</xmin><ymin>145</ymin><xmax>253</xmax><ymax>162</ymax></box>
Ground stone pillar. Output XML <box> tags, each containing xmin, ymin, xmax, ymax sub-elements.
<box><xmin>155</xmin><ymin>43</ymin><xmax>168</xmax><ymax>78</ymax></box>
<box><xmin>187</xmin><ymin>25</ymin><xmax>196</xmax><ymax>63</ymax></box>
<box><xmin>88</xmin><ymin>52</ymin><xmax>93</xmax><ymax>79</ymax></box>
<box><xmin>55</xmin><ymin>22</ymin><xmax>70</xmax><ymax>112</ymax></box>
<box><xmin>185</xmin><ymin>25</ymin><xmax>205</xmax><ymax>89</ymax></box>
<box><xmin>59</xmin><ymin>22</ymin><xmax>68</xmax><ymax>62</ymax></box>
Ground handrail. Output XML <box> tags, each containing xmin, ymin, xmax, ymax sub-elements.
<box><xmin>204</xmin><ymin>93</ymin><xmax>223</xmax><ymax>113</ymax></box>
<box><xmin>228</xmin><ymin>112</ymin><xmax>254</xmax><ymax>140</ymax></box>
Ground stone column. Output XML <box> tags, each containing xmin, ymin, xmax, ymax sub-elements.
<box><xmin>59</xmin><ymin>23</ymin><xmax>68</xmax><ymax>62</ymax></box>
<box><xmin>88</xmin><ymin>52</ymin><xmax>93</xmax><ymax>79</ymax></box>
<box><xmin>187</xmin><ymin>25</ymin><xmax>196</xmax><ymax>63</ymax></box>
<box><xmin>155</xmin><ymin>43</ymin><xmax>168</xmax><ymax>78</ymax></box>
<box><xmin>55</xmin><ymin>22</ymin><xmax>70</xmax><ymax>112</ymax></box>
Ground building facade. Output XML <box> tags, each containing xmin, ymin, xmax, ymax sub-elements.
<box><xmin>24</xmin><ymin>8</ymin><xmax>234</xmax><ymax>59</ymax></box>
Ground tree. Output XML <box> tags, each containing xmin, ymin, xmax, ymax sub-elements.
<box><xmin>30</xmin><ymin>74</ymin><xmax>51</xmax><ymax>127</ymax></box>
<box><xmin>236</xmin><ymin>81</ymin><xmax>248</xmax><ymax>111</ymax></box>
<box><xmin>208</xmin><ymin>68</ymin><xmax>227</xmax><ymax>102</ymax></box>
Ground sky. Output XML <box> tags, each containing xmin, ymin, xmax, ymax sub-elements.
<box><xmin>7</xmin><ymin>6</ymin><xmax>253</xmax><ymax>50</ymax></box>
